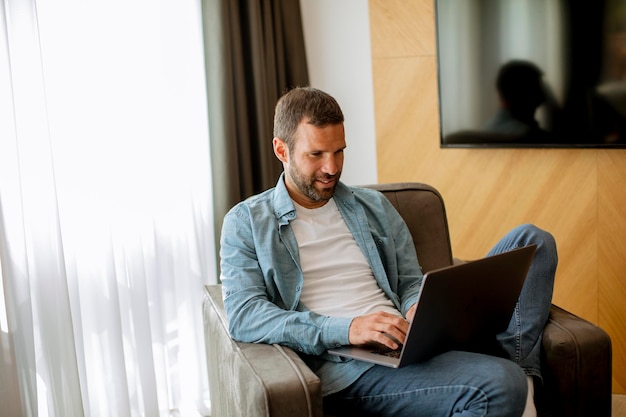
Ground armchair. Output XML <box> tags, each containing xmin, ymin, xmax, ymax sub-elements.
<box><xmin>203</xmin><ymin>182</ymin><xmax>612</xmax><ymax>417</ymax></box>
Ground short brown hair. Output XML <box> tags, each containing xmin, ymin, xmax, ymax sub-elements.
<box><xmin>273</xmin><ymin>87</ymin><xmax>344</xmax><ymax>150</ymax></box>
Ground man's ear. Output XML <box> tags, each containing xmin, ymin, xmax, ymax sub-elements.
<box><xmin>273</xmin><ymin>137</ymin><xmax>288</xmax><ymax>163</ymax></box>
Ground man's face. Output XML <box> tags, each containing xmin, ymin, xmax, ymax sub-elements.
<box><xmin>273</xmin><ymin>120</ymin><xmax>346</xmax><ymax>209</ymax></box>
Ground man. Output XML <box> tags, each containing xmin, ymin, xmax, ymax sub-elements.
<box><xmin>220</xmin><ymin>87</ymin><xmax>557</xmax><ymax>417</ymax></box>
<box><xmin>484</xmin><ymin>60</ymin><xmax>554</xmax><ymax>143</ymax></box>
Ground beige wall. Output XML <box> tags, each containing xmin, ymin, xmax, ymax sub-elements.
<box><xmin>369</xmin><ymin>0</ymin><xmax>626</xmax><ymax>394</ymax></box>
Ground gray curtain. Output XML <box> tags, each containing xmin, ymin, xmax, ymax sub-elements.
<box><xmin>202</xmin><ymin>0</ymin><xmax>309</xmax><ymax>265</ymax></box>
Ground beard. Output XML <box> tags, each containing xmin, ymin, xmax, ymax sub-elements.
<box><xmin>287</xmin><ymin>164</ymin><xmax>340</xmax><ymax>204</ymax></box>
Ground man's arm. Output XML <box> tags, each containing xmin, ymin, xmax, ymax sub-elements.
<box><xmin>220</xmin><ymin>205</ymin><xmax>352</xmax><ymax>356</ymax></box>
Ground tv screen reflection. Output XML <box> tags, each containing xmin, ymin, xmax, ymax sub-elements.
<box><xmin>436</xmin><ymin>0</ymin><xmax>626</xmax><ymax>148</ymax></box>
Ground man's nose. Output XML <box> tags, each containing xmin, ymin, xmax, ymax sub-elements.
<box><xmin>321</xmin><ymin>155</ymin><xmax>339</xmax><ymax>175</ymax></box>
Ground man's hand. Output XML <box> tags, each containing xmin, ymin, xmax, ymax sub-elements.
<box><xmin>348</xmin><ymin>311</ymin><xmax>410</xmax><ymax>350</ymax></box>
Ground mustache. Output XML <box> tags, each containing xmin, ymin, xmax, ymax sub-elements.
<box><xmin>316</xmin><ymin>174</ymin><xmax>338</xmax><ymax>181</ymax></box>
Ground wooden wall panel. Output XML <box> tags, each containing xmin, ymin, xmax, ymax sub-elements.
<box><xmin>598</xmin><ymin>150</ymin><xmax>626</xmax><ymax>394</ymax></box>
<box><xmin>368</xmin><ymin>0</ymin><xmax>435</xmax><ymax>57</ymax></box>
<box><xmin>369</xmin><ymin>0</ymin><xmax>625</xmax><ymax>394</ymax></box>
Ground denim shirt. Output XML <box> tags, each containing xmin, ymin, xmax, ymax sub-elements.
<box><xmin>220</xmin><ymin>174</ymin><xmax>424</xmax><ymax>395</ymax></box>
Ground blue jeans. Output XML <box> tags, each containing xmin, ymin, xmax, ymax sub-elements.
<box><xmin>324</xmin><ymin>224</ymin><xmax>558</xmax><ymax>417</ymax></box>
<box><xmin>488</xmin><ymin>224</ymin><xmax>557</xmax><ymax>380</ymax></box>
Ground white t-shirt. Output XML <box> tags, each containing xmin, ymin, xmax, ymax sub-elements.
<box><xmin>291</xmin><ymin>198</ymin><xmax>401</xmax><ymax>318</ymax></box>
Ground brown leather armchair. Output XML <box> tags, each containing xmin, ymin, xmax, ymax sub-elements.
<box><xmin>203</xmin><ymin>182</ymin><xmax>612</xmax><ymax>417</ymax></box>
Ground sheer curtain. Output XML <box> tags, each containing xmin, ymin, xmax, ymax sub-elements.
<box><xmin>0</xmin><ymin>1</ymin><xmax>215</xmax><ymax>416</ymax></box>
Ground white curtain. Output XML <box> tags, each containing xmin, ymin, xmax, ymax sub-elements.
<box><xmin>0</xmin><ymin>1</ymin><xmax>216</xmax><ymax>416</ymax></box>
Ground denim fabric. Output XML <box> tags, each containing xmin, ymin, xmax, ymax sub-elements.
<box><xmin>324</xmin><ymin>351</ymin><xmax>528</xmax><ymax>417</ymax></box>
<box><xmin>487</xmin><ymin>224</ymin><xmax>558</xmax><ymax>380</ymax></box>
<box><xmin>220</xmin><ymin>175</ymin><xmax>424</xmax><ymax>395</ymax></box>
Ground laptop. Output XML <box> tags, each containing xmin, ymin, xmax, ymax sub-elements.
<box><xmin>327</xmin><ymin>244</ymin><xmax>537</xmax><ymax>368</ymax></box>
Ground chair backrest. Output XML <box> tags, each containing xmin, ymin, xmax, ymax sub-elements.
<box><xmin>364</xmin><ymin>183</ymin><xmax>453</xmax><ymax>273</ymax></box>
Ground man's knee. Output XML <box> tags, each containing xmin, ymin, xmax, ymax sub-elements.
<box><xmin>480</xmin><ymin>358</ymin><xmax>528</xmax><ymax>417</ymax></box>
<box><xmin>508</xmin><ymin>224</ymin><xmax>558</xmax><ymax>266</ymax></box>
<box><xmin>511</xmin><ymin>224</ymin><xmax>554</xmax><ymax>248</ymax></box>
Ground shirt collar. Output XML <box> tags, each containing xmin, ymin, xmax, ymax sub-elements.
<box><xmin>272</xmin><ymin>172</ymin><xmax>354</xmax><ymax>220</ymax></box>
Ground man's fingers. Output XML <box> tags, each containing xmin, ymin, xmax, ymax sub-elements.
<box><xmin>369</xmin><ymin>330</ymin><xmax>403</xmax><ymax>350</ymax></box>
<box><xmin>348</xmin><ymin>311</ymin><xmax>409</xmax><ymax>349</ymax></box>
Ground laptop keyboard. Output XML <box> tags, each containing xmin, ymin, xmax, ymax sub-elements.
<box><xmin>371</xmin><ymin>347</ymin><xmax>402</xmax><ymax>358</ymax></box>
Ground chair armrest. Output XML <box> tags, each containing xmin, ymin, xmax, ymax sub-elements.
<box><xmin>203</xmin><ymin>285</ymin><xmax>324</xmax><ymax>417</ymax></box>
<box><xmin>540</xmin><ymin>304</ymin><xmax>612</xmax><ymax>417</ymax></box>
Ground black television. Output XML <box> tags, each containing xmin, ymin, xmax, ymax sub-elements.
<box><xmin>435</xmin><ymin>0</ymin><xmax>626</xmax><ymax>148</ymax></box>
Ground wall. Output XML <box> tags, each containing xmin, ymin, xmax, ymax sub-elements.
<box><xmin>369</xmin><ymin>0</ymin><xmax>626</xmax><ymax>394</ymax></box>
<box><xmin>300</xmin><ymin>0</ymin><xmax>378</xmax><ymax>186</ymax></box>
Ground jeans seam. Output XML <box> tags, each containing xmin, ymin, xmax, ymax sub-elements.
<box><xmin>514</xmin><ymin>303</ymin><xmax>522</xmax><ymax>363</ymax></box>
<box><xmin>347</xmin><ymin>385</ymin><xmax>489</xmax><ymax>416</ymax></box>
